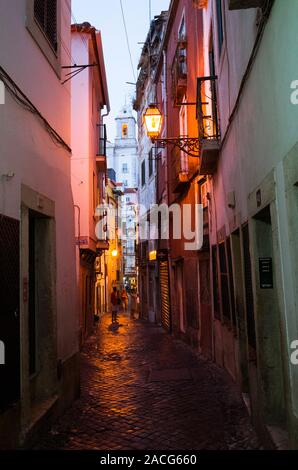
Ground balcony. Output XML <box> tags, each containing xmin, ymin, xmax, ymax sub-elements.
<box><xmin>96</xmin><ymin>240</ymin><xmax>109</xmax><ymax>251</ymax></box>
<box><xmin>171</xmin><ymin>38</ymin><xmax>187</xmax><ymax>106</ymax></box>
<box><xmin>228</xmin><ymin>0</ymin><xmax>264</xmax><ymax>9</ymax></box>
<box><xmin>197</xmin><ymin>76</ymin><xmax>220</xmax><ymax>175</ymax></box>
<box><xmin>170</xmin><ymin>146</ymin><xmax>191</xmax><ymax>193</ymax></box>
<box><xmin>96</xmin><ymin>124</ymin><xmax>107</xmax><ymax>172</ymax></box>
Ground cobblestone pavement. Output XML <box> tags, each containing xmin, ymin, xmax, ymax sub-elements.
<box><xmin>35</xmin><ymin>313</ymin><xmax>261</xmax><ymax>450</ymax></box>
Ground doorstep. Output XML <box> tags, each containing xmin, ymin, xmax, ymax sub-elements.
<box><xmin>22</xmin><ymin>395</ymin><xmax>59</xmax><ymax>448</ymax></box>
<box><xmin>266</xmin><ymin>425</ymin><xmax>289</xmax><ymax>450</ymax></box>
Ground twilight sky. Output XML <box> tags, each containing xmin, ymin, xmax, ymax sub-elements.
<box><xmin>72</xmin><ymin>0</ymin><xmax>170</xmax><ymax>141</ymax></box>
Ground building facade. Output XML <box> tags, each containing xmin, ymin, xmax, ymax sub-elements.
<box><xmin>199</xmin><ymin>0</ymin><xmax>298</xmax><ymax>448</ymax></box>
<box><xmin>137</xmin><ymin>0</ymin><xmax>298</xmax><ymax>449</ymax></box>
<box><xmin>105</xmin><ymin>177</ymin><xmax>124</xmax><ymax>309</ymax></box>
<box><xmin>0</xmin><ymin>0</ymin><xmax>79</xmax><ymax>448</ymax></box>
<box><xmin>107</xmin><ymin>105</ymin><xmax>138</xmax><ymax>289</ymax></box>
<box><xmin>71</xmin><ymin>22</ymin><xmax>110</xmax><ymax>343</ymax></box>
<box><xmin>154</xmin><ymin>0</ymin><xmax>205</xmax><ymax>342</ymax></box>
<box><xmin>134</xmin><ymin>11</ymin><xmax>168</xmax><ymax>322</ymax></box>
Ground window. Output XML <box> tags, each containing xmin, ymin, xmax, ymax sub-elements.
<box><xmin>126</xmin><ymin>197</ymin><xmax>130</xmax><ymax>202</ymax></box>
<box><xmin>122</xmin><ymin>163</ymin><xmax>128</xmax><ymax>174</ymax></box>
<box><xmin>123</xmin><ymin>180</ymin><xmax>128</xmax><ymax>187</ymax></box>
<box><xmin>34</xmin><ymin>0</ymin><xmax>58</xmax><ymax>52</ymax></box>
<box><xmin>178</xmin><ymin>14</ymin><xmax>186</xmax><ymax>40</ymax></box>
<box><xmin>93</xmin><ymin>172</ymin><xmax>96</xmax><ymax>213</ymax></box>
<box><xmin>178</xmin><ymin>14</ymin><xmax>187</xmax><ymax>76</ymax></box>
<box><xmin>141</xmin><ymin>161</ymin><xmax>146</xmax><ymax>187</ymax></box>
<box><xmin>179</xmin><ymin>104</ymin><xmax>188</xmax><ymax>173</ymax></box>
<box><xmin>226</xmin><ymin>237</ymin><xmax>236</xmax><ymax>329</ymax></box>
<box><xmin>242</xmin><ymin>224</ymin><xmax>257</xmax><ymax>350</ymax></box>
<box><xmin>219</xmin><ymin>241</ymin><xmax>231</xmax><ymax>324</ymax></box>
<box><xmin>26</xmin><ymin>0</ymin><xmax>60</xmax><ymax>76</ymax></box>
<box><xmin>148</xmin><ymin>149</ymin><xmax>153</xmax><ymax>177</ymax></box>
<box><xmin>122</xmin><ymin>124</ymin><xmax>128</xmax><ymax>138</ymax></box>
<box><xmin>216</xmin><ymin>0</ymin><xmax>224</xmax><ymax>56</ymax></box>
<box><xmin>212</xmin><ymin>245</ymin><xmax>220</xmax><ymax>320</ymax></box>
<box><xmin>207</xmin><ymin>31</ymin><xmax>219</xmax><ymax>138</ymax></box>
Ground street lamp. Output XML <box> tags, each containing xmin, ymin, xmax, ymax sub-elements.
<box><xmin>143</xmin><ymin>104</ymin><xmax>163</xmax><ymax>138</ymax></box>
<box><xmin>143</xmin><ymin>103</ymin><xmax>200</xmax><ymax>158</ymax></box>
<box><xmin>112</xmin><ymin>249</ymin><xmax>118</xmax><ymax>257</ymax></box>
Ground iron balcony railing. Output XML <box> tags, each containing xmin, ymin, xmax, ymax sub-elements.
<box><xmin>196</xmin><ymin>76</ymin><xmax>220</xmax><ymax>142</ymax></box>
<box><xmin>97</xmin><ymin>123</ymin><xmax>107</xmax><ymax>157</ymax></box>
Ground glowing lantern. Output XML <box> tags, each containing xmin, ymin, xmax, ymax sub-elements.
<box><xmin>143</xmin><ymin>104</ymin><xmax>163</xmax><ymax>139</ymax></box>
<box><xmin>112</xmin><ymin>249</ymin><xmax>118</xmax><ymax>257</ymax></box>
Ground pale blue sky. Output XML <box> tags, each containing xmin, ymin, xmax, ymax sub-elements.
<box><xmin>72</xmin><ymin>0</ymin><xmax>170</xmax><ymax>140</ymax></box>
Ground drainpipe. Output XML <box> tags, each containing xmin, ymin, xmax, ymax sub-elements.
<box><xmin>74</xmin><ymin>204</ymin><xmax>81</xmax><ymax>247</ymax></box>
<box><xmin>162</xmin><ymin>50</ymin><xmax>169</xmax><ymax>207</ymax></box>
<box><xmin>162</xmin><ymin>49</ymin><xmax>173</xmax><ymax>332</ymax></box>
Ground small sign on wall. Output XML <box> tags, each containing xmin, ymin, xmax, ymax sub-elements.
<box><xmin>259</xmin><ymin>257</ymin><xmax>273</xmax><ymax>289</ymax></box>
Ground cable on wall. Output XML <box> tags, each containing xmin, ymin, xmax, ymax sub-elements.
<box><xmin>0</xmin><ymin>65</ymin><xmax>71</xmax><ymax>153</ymax></box>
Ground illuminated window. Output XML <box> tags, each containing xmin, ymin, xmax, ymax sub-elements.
<box><xmin>122</xmin><ymin>124</ymin><xmax>128</xmax><ymax>137</ymax></box>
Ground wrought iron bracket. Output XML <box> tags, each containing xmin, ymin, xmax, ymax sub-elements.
<box><xmin>61</xmin><ymin>64</ymin><xmax>98</xmax><ymax>85</ymax></box>
<box><xmin>152</xmin><ymin>137</ymin><xmax>200</xmax><ymax>158</ymax></box>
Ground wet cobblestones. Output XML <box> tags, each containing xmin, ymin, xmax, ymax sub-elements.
<box><xmin>35</xmin><ymin>313</ymin><xmax>261</xmax><ymax>450</ymax></box>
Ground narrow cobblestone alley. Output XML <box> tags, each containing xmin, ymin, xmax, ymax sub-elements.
<box><xmin>35</xmin><ymin>314</ymin><xmax>261</xmax><ymax>451</ymax></box>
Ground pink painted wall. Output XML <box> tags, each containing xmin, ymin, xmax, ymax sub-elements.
<box><xmin>0</xmin><ymin>0</ymin><xmax>79</xmax><ymax>361</ymax></box>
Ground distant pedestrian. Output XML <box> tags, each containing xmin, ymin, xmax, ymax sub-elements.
<box><xmin>130</xmin><ymin>288</ymin><xmax>138</xmax><ymax>319</ymax></box>
<box><xmin>111</xmin><ymin>287</ymin><xmax>118</xmax><ymax>323</ymax></box>
<box><xmin>121</xmin><ymin>287</ymin><xmax>128</xmax><ymax>312</ymax></box>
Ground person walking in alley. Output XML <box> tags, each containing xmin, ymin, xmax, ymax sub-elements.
<box><xmin>111</xmin><ymin>287</ymin><xmax>119</xmax><ymax>323</ymax></box>
<box><xmin>121</xmin><ymin>287</ymin><xmax>129</xmax><ymax>313</ymax></box>
<box><xmin>130</xmin><ymin>288</ymin><xmax>138</xmax><ymax>319</ymax></box>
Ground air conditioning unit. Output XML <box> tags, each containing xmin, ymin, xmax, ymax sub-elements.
<box><xmin>229</xmin><ymin>0</ymin><xmax>264</xmax><ymax>9</ymax></box>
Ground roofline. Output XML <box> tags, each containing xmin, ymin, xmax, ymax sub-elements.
<box><xmin>153</xmin><ymin>0</ymin><xmax>179</xmax><ymax>82</ymax></box>
<box><xmin>71</xmin><ymin>23</ymin><xmax>110</xmax><ymax>113</ymax></box>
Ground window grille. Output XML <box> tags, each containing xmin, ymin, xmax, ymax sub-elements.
<box><xmin>34</xmin><ymin>0</ymin><xmax>58</xmax><ymax>52</ymax></box>
<box><xmin>141</xmin><ymin>160</ymin><xmax>146</xmax><ymax>187</ymax></box>
<box><xmin>148</xmin><ymin>149</ymin><xmax>153</xmax><ymax>177</ymax></box>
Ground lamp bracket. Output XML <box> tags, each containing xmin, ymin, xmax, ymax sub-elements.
<box><xmin>152</xmin><ymin>137</ymin><xmax>200</xmax><ymax>158</ymax></box>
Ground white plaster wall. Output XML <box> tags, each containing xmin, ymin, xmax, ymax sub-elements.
<box><xmin>203</xmin><ymin>0</ymin><xmax>298</xmax><ymax>421</ymax></box>
<box><xmin>0</xmin><ymin>0</ymin><xmax>71</xmax><ymax>143</ymax></box>
<box><xmin>71</xmin><ymin>32</ymin><xmax>99</xmax><ymax>245</ymax></box>
<box><xmin>0</xmin><ymin>0</ymin><xmax>79</xmax><ymax>361</ymax></box>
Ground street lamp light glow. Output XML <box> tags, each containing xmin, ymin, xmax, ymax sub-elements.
<box><xmin>112</xmin><ymin>249</ymin><xmax>118</xmax><ymax>257</ymax></box>
<box><xmin>143</xmin><ymin>104</ymin><xmax>163</xmax><ymax>139</ymax></box>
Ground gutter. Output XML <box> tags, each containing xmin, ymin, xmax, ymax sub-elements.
<box><xmin>90</xmin><ymin>28</ymin><xmax>110</xmax><ymax>114</ymax></box>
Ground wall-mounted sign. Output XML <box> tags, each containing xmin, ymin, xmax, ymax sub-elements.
<box><xmin>259</xmin><ymin>257</ymin><xmax>273</xmax><ymax>289</ymax></box>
